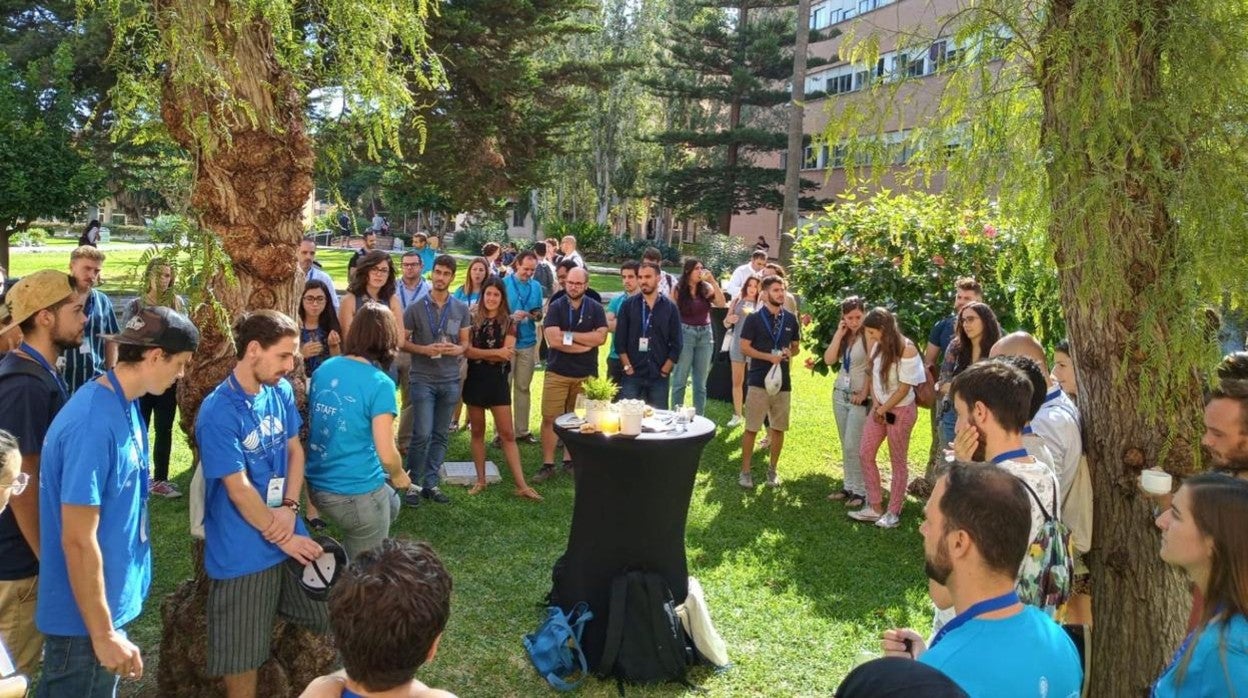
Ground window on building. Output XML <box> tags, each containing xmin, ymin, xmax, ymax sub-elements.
<box><xmin>110</xmin><ymin>213</ymin><xmax>127</xmax><ymax>226</ymax></box>
<box><xmin>906</xmin><ymin>55</ymin><xmax>927</xmax><ymax>77</ymax></box>
<box><xmin>803</xmin><ymin>145</ymin><xmax>818</xmax><ymax>169</ymax></box>
<box><xmin>513</xmin><ymin>206</ymin><xmax>525</xmax><ymax>227</ymax></box>
<box><xmin>811</xmin><ymin>7</ymin><xmax>826</xmax><ymax>29</ymax></box>
<box><xmin>831</xmin><ymin>145</ymin><xmax>847</xmax><ymax>168</ymax></box>
<box><xmin>828</xmin><ymin>72</ymin><xmax>854</xmax><ymax>95</ymax></box>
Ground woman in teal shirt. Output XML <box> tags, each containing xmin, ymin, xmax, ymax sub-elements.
<box><xmin>306</xmin><ymin>303</ymin><xmax>413</xmax><ymax>559</ymax></box>
<box><xmin>1153</xmin><ymin>472</ymin><xmax>1248</xmax><ymax>697</ymax></box>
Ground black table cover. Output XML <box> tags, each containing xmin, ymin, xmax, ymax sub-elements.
<box><xmin>548</xmin><ymin>420</ymin><xmax>715</xmax><ymax>672</ymax></box>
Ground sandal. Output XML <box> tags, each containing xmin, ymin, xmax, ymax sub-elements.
<box><xmin>827</xmin><ymin>488</ymin><xmax>850</xmax><ymax>501</ymax></box>
<box><xmin>844</xmin><ymin>494</ymin><xmax>866</xmax><ymax>508</ymax></box>
<box><xmin>515</xmin><ymin>487</ymin><xmax>543</xmax><ymax>502</ymax></box>
<box><xmin>468</xmin><ymin>482</ymin><xmax>487</xmax><ymax>495</ymax></box>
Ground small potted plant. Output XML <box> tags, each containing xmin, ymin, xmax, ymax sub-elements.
<box><xmin>581</xmin><ymin>375</ymin><xmax>619</xmax><ymax>428</ymax></box>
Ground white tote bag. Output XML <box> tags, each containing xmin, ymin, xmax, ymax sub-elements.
<box><xmin>764</xmin><ymin>363</ymin><xmax>783</xmax><ymax>396</ymax></box>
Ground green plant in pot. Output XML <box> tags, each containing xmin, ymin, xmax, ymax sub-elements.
<box><xmin>581</xmin><ymin>376</ymin><xmax>619</xmax><ymax>427</ymax></box>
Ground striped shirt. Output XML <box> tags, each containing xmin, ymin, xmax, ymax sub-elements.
<box><xmin>60</xmin><ymin>288</ymin><xmax>119</xmax><ymax>394</ymax></box>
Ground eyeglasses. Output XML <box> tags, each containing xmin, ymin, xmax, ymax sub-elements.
<box><xmin>369</xmin><ymin>267</ymin><xmax>389</xmax><ymax>275</ymax></box>
<box><xmin>304</xmin><ymin>296</ymin><xmax>327</xmax><ymax>304</ymax></box>
<box><xmin>1</xmin><ymin>471</ymin><xmax>29</xmax><ymax>496</ymax></box>
<box><xmin>401</xmin><ymin>262</ymin><xmax>421</xmax><ymax>268</ymax></box>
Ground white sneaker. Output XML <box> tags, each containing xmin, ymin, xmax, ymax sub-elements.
<box><xmin>847</xmin><ymin>505</ymin><xmax>882</xmax><ymax>522</ymax></box>
<box><xmin>876</xmin><ymin>512</ymin><xmax>901</xmax><ymax>529</ymax></box>
<box><xmin>738</xmin><ymin>471</ymin><xmax>754</xmax><ymax>489</ymax></box>
<box><xmin>726</xmin><ymin>414</ymin><xmax>743</xmax><ymax>428</ymax></box>
<box><xmin>765</xmin><ymin>469</ymin><xmax>780</xmax><ymax>487</ymax></box>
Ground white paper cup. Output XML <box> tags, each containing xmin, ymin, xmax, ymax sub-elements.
<box><xmin>1140</xmin><ymin>468</ymin><xmax>1173</xmax><ymax>495</ymax></box>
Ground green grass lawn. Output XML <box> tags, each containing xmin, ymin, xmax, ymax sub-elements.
<box><xmin>11</xmin><ymin>245</ymin><xmax>935</xmax><ymax>696</ymax></box>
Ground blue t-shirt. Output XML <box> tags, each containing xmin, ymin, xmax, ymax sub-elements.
<box><xmin>453</xmin><ymin>286</ymin><xmax>481</xmax><ymax>307</ymax></box>
<box><xmin>306</xmin><ymin>357</ymin><xmax>397</xmax><ymax>496</ymax></box>
<box><xmin>417</xmin><ymin>248</ymin><xmax>437</xmax><ymax>278</ymax></box>
<box><xmin>928</xmin><ymin>314</ymin><xmax>956</xmax><ymax>364</ymax></box>
<box><xmin>606</xmin><ymin>293</ymin><xmax>628</xmax><ymax>360</ymax></box>
<box><xmin>195</xmin><ymin>376</ymin><xmax>306</xmax><ymax>580</ymax></box>
<box><xmin>1153</xmin><ymin>615</ymin><xmax>1248</xmax><ymax>698</ymax></box>
<box><xmin>37</xmin><ymin>380</ymin><xmax>151</xmax><ymax>636</ymax></box>
<box><xmin>920</xmin><ymin>605</ymin><xmax>1082</xmax><ymax>698</ymax></box>
<box><xmin>61</xmin><ymin>288</ymin><xmax>120</xmax><ymax>394</ymax></box>
<box><xmin>504</xmin><ymin>275</ymin><xmax>544</xmax><ymax>349</ymax></box>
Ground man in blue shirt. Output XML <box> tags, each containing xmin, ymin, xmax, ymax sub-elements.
<box><xmin>0</xmin><ymin>270</ymin><xmax>84</xmax><ymax>679</ymax></box>
<box><xmin>37</xmin><ymin>306</ymin><xmax>199</xmax><ymax>695</ymax></box>
<box><xmin>61</xmin><ymin>246</ymin><xmax>119</xmax><ymax>394</ymax></box>
<box><xmin>394</xmin><ymin>250</ymin><xmax>431</xmax><ymax>459</ymax></box>
<box><xmin>412</xmin><ymin>233</ymin><xmax>437</xmax><ymax>278</ymax></box>
<box><xmin>504</xmin><ymin>251</ymin><xmax>545</xmax><ymax>444</ymax></box>
<box><xmin>605</xmin><ymin>261</ymin><xmax>639</xmax><ymax>388</ymax></box>
<box><xmin>195</xmin><ymin>310</ymin><xmax>329</xmax><ymax>696</ymax></box>
<box><xmin>881</xmin><ymin>463</ymin><xmax>1082</xmax><ymax>698</ymax></box>
<box><xmin>615</xmin><ymin>261</ymin><xmax>682</xmax><ymax>409</ymax></box>
<box><xmin>738</xmin><ymin>276</ymin><xmax>801</xmax><ymax>488</ymax></box>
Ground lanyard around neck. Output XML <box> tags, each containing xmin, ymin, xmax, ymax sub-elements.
<box><xmin>398</xmin><ymin>279</ymin><xmax>424</xmax><ymax>309</ymax></box>
<box><xmin>929</xmin><ymin>590</ymin><xmax>1019</xmax><ymax>648</ymax></box>
<box><xmin>19</xmin><ymin>342</ymin><xmax>69</xmax><ymax>401</ymax></box>
<box><xmin>424</xmin><ymin>297</ymin><xmax>451</xmax><ymax>337</ymax></box>
<box><xmin>991</xmin><ymin>448</ymin><xmax>1029</xmax><ymax>464</ymax></box>
<box><xmin>106</xmin><ymin>370</ymin><xmax>149</xmax><ymax>466</ymax></box>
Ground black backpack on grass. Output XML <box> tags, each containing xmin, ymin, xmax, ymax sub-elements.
<box><xmin>598</xmin><ymin>571</ymin><xmax>693</xmax><ymax>689</ymax></box>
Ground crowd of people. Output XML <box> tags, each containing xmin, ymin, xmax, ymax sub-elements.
<box><xmin>0</xmin><ymin>230</ymin><xmax>1245</xmax><ymax>697</ymax></box>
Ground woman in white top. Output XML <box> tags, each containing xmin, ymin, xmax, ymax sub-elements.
<box><xmin>723</xmin><ymin>275</ymin><xmax>761</xmax><ymax>427</ymax></box>
<box><xmin>848</xmin><ymin>307</ymin><xmax>926</xmax><ymax>528</ymax></box>
<box><xmin>824</xmin><ymin>296</ymin><xmax>871</xmax><ymax>507</ymax></box>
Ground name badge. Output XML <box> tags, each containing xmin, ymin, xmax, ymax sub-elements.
<box><xmin>266</xmin><ymin>477</ymin><xmax>286</xmax><ymax>508</ymax></box>
<box><xmin>771</xmin><ymin>349</ymin><xmax>783</xmax><ymax>357</ymax></box>
<box><xmin>638</xmin><ymin>337</ymin><xmax>650</xmax><ymax>353</ymax></box>
<box><xmin>563</xmin><ymin>331</ymin><xmax>574</xmax><ymax>347</ymax></box>
<box><xmin>79</xmin><ymin>339</ymin><xmax>92</xmax><ymax>355</ymax></box>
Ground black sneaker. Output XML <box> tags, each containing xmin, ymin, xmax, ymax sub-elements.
<box><xmin>422</xmin><ymin>487</ymin><xmax>451</xmax><ymax>504</ymax></box>
<box><xmin>532</xmin><ymin>464</ymin><xmax>557</xmax><ymax>483</ymax></box>
<box><xmin>516</xmin><ymin>433</ymin><xmax>540</xmax><ymax>445</ymax></box>
<box><xmin>402</xmin><ymin>486</ymin><xmax>422</xmax><ymax>508</ymax></box>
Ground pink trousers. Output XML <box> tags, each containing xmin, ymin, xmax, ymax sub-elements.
<box><xmin>859</xmin><ymin>402</ymin><xmax>918</xmax><ymax>515</ymax></box>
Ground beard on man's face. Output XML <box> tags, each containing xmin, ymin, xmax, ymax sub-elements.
<box><xmin>924</xmin><ymin>538</ymin><xmax>953</xmax><ymax>586</ymax></box>
<box><xmin>1209</xmin><ymin>444</ymin><xmax>1248</xmax><ymax>475</ymax></box>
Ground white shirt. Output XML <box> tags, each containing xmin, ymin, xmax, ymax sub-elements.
<box><xmin>870</xmin><ymin>346</ymin><xmax>926</xmax><ymax>406</ymax></box>
<box><xmin>1032</xmin><ymin>388</ymin><xmax>1082</xmax><ymax>500</ymax></box>
<box><xmin>564</xmin><ymin>250</ymin><xmax>585</xmax><ymax>268</ymax></box>
<box><xmin>725</xmin><ymin>262</ymin><xmax>762</xmax><ymax>297</ymax></box>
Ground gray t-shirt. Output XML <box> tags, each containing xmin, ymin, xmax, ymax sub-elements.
<box><xmin>403</xmin><ymin>295</ymin><xmax>471</xmax><ymax>383</ymax></box>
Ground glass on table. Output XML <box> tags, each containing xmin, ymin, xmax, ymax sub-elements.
<box><xmin>574</xmin><ymin>394</ymin><xmax>587</xmax><ymax>420</ymax></box>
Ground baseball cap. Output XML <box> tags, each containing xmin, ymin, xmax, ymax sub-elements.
<box><xmin>104</xmin><ymin>305</ymin><xmax>201</xmax><ymax>353</ymax></box>
<box><xmin>286</xmin><ymin>535</ymin><xmax>348</xmax><ymax>601</ymax></box>
<box><xmin>0</xmin><ymin>270</ymin><xmax>77</xmax><ymax>335</ymax></box>
<box><xmin>835</xmin><ymin>657</ymin><xmax>969</xmax><ymax>698</ymax></box>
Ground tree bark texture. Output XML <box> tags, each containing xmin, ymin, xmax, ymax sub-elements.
<box><xmin>1041</xmin><ymin>1</ymin><xmax>1199</xmax><ymax>694</ymax></box>
<box><xmin>153</xmin><ymin>2</ymin><xmax>329</xmax><ymax>694</ymax></box>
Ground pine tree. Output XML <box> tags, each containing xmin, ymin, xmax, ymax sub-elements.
<box><xmin>646</xmin><ymin>1</ymin><xmax>823</xmax><ymax>235</ymax></box>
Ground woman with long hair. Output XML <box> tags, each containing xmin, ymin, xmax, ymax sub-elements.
<box><xmin>305</xmin><ymin>302</ymin><xmax>413</xmax><ymax>559</ymax></box>
<box><xmin>1052</xmin><ymin>338</ymin><xmax>1077</xmax><ymax>399</ymax></box>
<box><xmin>338</xmin><ymin>249</ymin><xmax>404</xmax><ymax>342</ymax></box>
<box><xmin>78</xmin><ymin>219</ymin><xmax>101</xmax><ymax>247</ymax></box>
<box><xmin>122</xmin><ymin>257</ymin><xmax>186</xmax><ymax>498</ymax></box>
<box><xmin>463</xmin><ymin>277</ymin><xmax>542</xmax><ymax>501</ymax></box>
<box><xmin>723</xmin><ymin>274</ymin><xmax>762</xmax><ymax>427</ymax></box>
<box><xmin>449</xmin><ymin>256</ymin><xmax>491</xmax><ymax>431</ymax></box>
<box><xmin>298</xmin><ymin>279</ymin><xmax>342</xmax><ymax>376</ymax></box>
<box><xmin>669</xmin><ymin>257</ymin><xmax>726</xmax><ymax>415</ymax></box>
<box><xmin>482</xmin><ymin>242</ymin><xmax>507</xmax><ymax>277</ymax></box>
<box><xmin>848</xmin><ymin>307</ymin><xmax>926</xmax><ymax>528</ymax></box>
<box><xmin>824</xmin><ymin>296</ymin><xmax>871</xmax><ymax>507</ymax></box>
<box><xmin>1153</xmin><ymin>473</ymin><xmax>1248</xmax><ymax>695</ymax></box>
<box><xmin>936</xmin><ymin>301</ymin><xmax>1002</xmax><ymax>446</ymax></box>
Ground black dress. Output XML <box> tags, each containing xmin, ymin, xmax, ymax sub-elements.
<box><xmin>463</xmin><ymin>316</ymin><xmax>514</xmax><ymax>407</ymax></box>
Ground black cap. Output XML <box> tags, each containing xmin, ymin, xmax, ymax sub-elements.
<box><xmin>104</xmin><ymin>305</ymin><xmax>200</xmax><ymax>354</ymax></box>
<box><xmin>835</xmin><ymin>657</ymin><xmax>969</xmax><ymax>698</ymax></box>
<box><xmin>286</xmin><ymin>535</ymin><xmax>348</xmax><ymax>601</ymax></box>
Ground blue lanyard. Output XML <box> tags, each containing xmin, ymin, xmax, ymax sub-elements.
<box><xmin>398</xmin><ymin>280</ymin><xmax>424</xmax><ymax>309</ymax></box>
<box><xmin>566</xmin><ymin>298</ymin><xmax>585</xmax><ymax>330</ymax></box>
<box><xmin>991</xmin><ymin>448</ymin><xmax>1030</xmax><ymax>464</ymax></box>
<box><xmin>929</xmin><ymin>590</ymin><xmax>1020</xmax><ymax>648</ymax></box>
<box><xmin>225</xmin><ymin>374</ymin><xmax>282</xmax><ymax>478</ymax></box>
<box><xmin>105</xmin><ymin>370</ymin><xmax>150</xmax><ymax>465</ymax></box>
<box><xmin>510</xmin><ymin>276</ymin><xmax>533</xmax><ymax>310</ymax></box>
<box><xmin>841</xmin><ymin>333</ymin><xmax>854</xmax><ymax>373</ymax></box>
<box><xmin>1043</xmin><ymin>387</ymin><xmax>1063</xmax><ymax>404</ymax></box>
<box><xmin>20</xmin><ymin>342</ymin><xmax>69</xmax><ymax>401</ymax></box>
<box><xmin>640</xmin><ymin>297</ymin><xmax>656</xmax><ymax>337</ymax></box>
<box><xmin>424</xmin><ymin>297</ymin><xmax>451</xmax><ymax>338</ymax></box>
<box><xmin>1154</xmin><ymin>630</ymin><xmax>1199</xmax><ymax>696</ymax></box>
<box><xmin>1022</xmin><ymin>424</ymin><xmax>1034</xmax><ymax>435</ymax></box>
<box><xmin>762</xmin><ymin>308</ymin><xmax>786</xmax><ymax>349</ymax></box>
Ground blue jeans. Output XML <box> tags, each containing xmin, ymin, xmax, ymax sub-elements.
<box><xmin>309</xmin><ymin>483</ymin><xmax>401</xmax><ymax>560</ymax></box>
<box><xmin>620</xmin><ymin>374</ymin><xmax>671</xmax><ymax>410</ymax></box>
<box><xmin>37</xmin><ymin>630</ymin><xmax>126</xmax><ymax>697</ymax></box>
<box><xmin>938</xmin><ymin>398</ymin><xmax>957</xmax><ymax>448</ymax></box>
<box><xmin>670</xmin><ymin>324</ymin><xmax>713</xmax><ymax>415</ymax></box>
<box><xmin>405</xmin><ymin>379</ymin><xmax>461</xmax><ymax>489</ymax></box>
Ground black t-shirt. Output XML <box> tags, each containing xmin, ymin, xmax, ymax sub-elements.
<box><xmin>0</xmin><ymin>353</ymin><xmax>67</xmax><ymax>579</ymax></box>
<box><xmin>740</xmin><ymin>307</ymin><xmax>802</xmax><ymax>391</ymax></box>
<box><xmin>543</xmin><ymin>296</ymin><xmax>609</xmax><ymax>378</ymax></box>
<box><xmin>550</xmin><ymin>287</ymin><xmax>603</xmax><ymax>305</ymax></box>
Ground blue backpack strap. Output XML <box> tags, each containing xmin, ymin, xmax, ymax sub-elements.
<box><xmin>547</xmin><ymin>602</ymin><xmax>592</xmax><ymax>691</ymax></box>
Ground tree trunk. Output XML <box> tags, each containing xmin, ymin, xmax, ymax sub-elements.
<box><xmin>154</xmin><ymin>2</ymin><xmax>332</xmax><ymax>694</ymax></box>
<box><xmin>1041</xmin><ymin>1</ymin><xmax>1197</xmax><ymax>693</ymax></box>
<box><xmin>780</xmin><ymin>0</ymin><xmax>810</xmax><ymax>266</ymax></box>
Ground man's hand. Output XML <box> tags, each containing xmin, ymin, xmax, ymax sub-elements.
<box><xmin>498</xmin><ymin>346</ymin><xmax>515</xmax><ymax>362</ymax></box>
<box><xmin>439</xmin><ymin>342</ymin><xmax>465</xmax><ymax>357</ymax></box>
<box><xmin>511</xmin><ymin>310</ymin><xmax>529</xmax><ymax>324</ymax></box>
<box><xmin>390</xmin><ymin>471</ymin><xmax>413</xmax><ymax>491</ymax></box>
<box><xmin>302</xmin><ymin>340</ymin><xmax>324</xmax><ymax>357</ymax></box>
<box><xmin>881</xmin><ymin>628</ymin><xmax>925</xmax><ymax>659</ymax></box>
<box><xmin>92</xmin><ymin>629</ymin><xmax>144</xmax><ymax>679</ymax></box>
<box><xmin>263</xmin><ymin>506</ymin><xmax>296</xmax><ymax>545</ymax></box>
<box><xmin>280</xmin><ymin>535</ymin><xmax>324</xmax><ymax>565</ymax></box>
<box><xmin>953</xmin><ymin>424</ymin><xmax>980</xmax><ymax>462</ymax></box>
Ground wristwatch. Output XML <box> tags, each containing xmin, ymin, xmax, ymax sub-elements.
<box><xmin>282</xmin><ymin>498</ymin><xmax>301</xmax><ymax>514</ymax></box>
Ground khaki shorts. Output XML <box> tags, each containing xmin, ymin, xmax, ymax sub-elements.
<box><xmin>745</xmin><ymin>386</ymin><xmax>791</xmax><ymax>433</ymax></box>
<box><xmin>542</xmin><ymin>372</ymin><xmax>586</xmax><ymax>418</ymax></box>
<box><xmin>0</xmin><ymin>575</ymin><xmax>41</xmax><ymax>676</ymax></box>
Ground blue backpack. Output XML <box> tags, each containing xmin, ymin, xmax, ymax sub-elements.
<box><xmin>524</xmin><ymin>602</ymin><xmax>594</xmax><ymax>691</ymax></box>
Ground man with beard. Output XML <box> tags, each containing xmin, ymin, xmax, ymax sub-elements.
<box><xmin>1204</xmin><ymin>351</ymin><xmax>1248</xmax><ymax>477</ymax></box>
<box><xmin>299</xmin><ymin>238</ymin><xmax>339</xmax><ymax>313</ymax></box>
<box><xmin>37</xmin><ymin>306</ymin><xmax>199</xmax><ymax>693</ymax></box>
<box><xmin>196</xmin><ymin>310</ymin><xmax>328</xmax><ymax>697</ymax></box>
<box><xmin>536</xmin><ymin>267</ymin><xmax>607</xmax><ymax>482</ymax></box>
<box><xmin>881</xmin><ymin>463</ymin><xmax>1082</xmax><ymax>697</ymax></box>
<box><xmin>503</xmin><ymin>252</ymin><xmax>545</xmax><ymax>446</ymax></box>
<box><xmin>401</xmin><ymin>255</ymin><xmax>470</xmax><ymax>507</ymax></box>
<box><xmin>615</xmin><ymin>262</ymin><xmax>682</xmax><ymax>408</ymax></box>
<box><xmin>61</xmin><ymin>246</ymin><xmax>119</xmax><ymax>394</ymax></box>
<box><xmin>0</xmin><ymin>271</ymin><xmax>85</xmax><ymax>678</ymax></box>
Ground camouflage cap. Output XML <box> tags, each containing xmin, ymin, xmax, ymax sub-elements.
<box><xmin>0</xmin><ymin>270</ymin><xmax>77</xmax><ymax>335</ymax></box>
<box><xmin>104</xmin><ymin>305</ymin><xmax>200</xmax><ymax>354</ymax></box>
